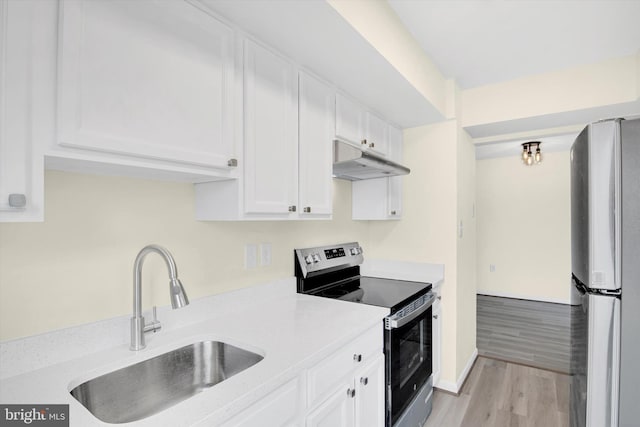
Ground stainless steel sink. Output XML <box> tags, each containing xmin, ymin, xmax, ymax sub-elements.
<box><xmin>70</xmin><ymin>340</ymin><xmax>264</xmax><ymax>424</ymax></box>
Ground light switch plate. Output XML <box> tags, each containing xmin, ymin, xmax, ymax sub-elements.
<box><xmin>260</xmin><ymin>243</ymin><xmax>272</xmax><ymax>266</ymax></box>
<box><xmin>245</xmin><ymin>244</ymin><xmax>257</xmax><ymax>269</ymax></box>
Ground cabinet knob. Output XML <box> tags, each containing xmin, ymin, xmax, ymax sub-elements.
<box><xmin>437</xmin><ymin>296</ymin><xmax>442</xmax><ymax>300</ymax></box>
<box><xmin>227</xmin><ymin>158</ymin><xmax>238</xmax><ymax>167</ymax></box>
<box><xmin>8</xmin><ymin>193</ymin><xmax>27</xmax><ymax>208</ymax></box>
<box><xmin>361</xmin><ymin>139</ymin><xmax>368</xmax><ymax>145</ymax></box>
<box><xmin>433</xmin><ymin>314</ymin><xmax>439</xmax><ymax>319</ymax></box>
<box><xmin>303</xmin><ymin>207</ymin><xmax>311</xmax><ymax>213</ymax></box>
<box><xmin>360</xmin><ymin>377</ymin><xmax>369</xmax><ymax>386</ymax></box>
<box><xmin>353</xmin><ymin>354</ymin><xmax>362</xmax><ymax>362</ymax></box>
<box><xmin>390</xmin><ymin>210</ymin><xmax>397</xmax><ymax>216</ymax></box>
<box><xmin>347</xmin><ymin>388</ymin><xmax>356</xmax><ymax>398</ymax></box>
<box><xmin>369</xmin><ymin>142</ymin><xmax>375</xmax><ymax>148</ymax></box>
<box><xmin>288</xmin><ymin>205</ymin><xmax>297</xmax><ymax>212</ymax></box>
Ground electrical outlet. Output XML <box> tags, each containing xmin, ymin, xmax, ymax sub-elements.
<box><xmin>260</xmin><ymin>243</ymin><xmax>272</xmax><ymax>266</ymax></box>
<box><xmin>245</xmin><ymin>244</ymin><xmax>257</xmax><ymax>269</ymax></box>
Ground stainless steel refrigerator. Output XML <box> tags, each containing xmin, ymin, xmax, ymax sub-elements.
<box><xmin>570</xmin><ymin>117</ymin><xmax>640</xmax><ymax>427</ymax></box>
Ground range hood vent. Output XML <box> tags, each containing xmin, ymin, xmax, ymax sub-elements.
<box><xmin>332</xmin><ymin>139</ymin><xmax>410</xmax><ymax>181</ymax></box>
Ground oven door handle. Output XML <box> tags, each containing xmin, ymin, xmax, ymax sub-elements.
<box><xmin>386</xmin><ymin>292</ymin><xmax>435</xmax><ymax>330</ymax></box>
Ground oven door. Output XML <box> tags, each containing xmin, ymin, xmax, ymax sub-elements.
<box><xmin>385</xmin><ymin>293</ymin><xmax>434</xmax><ymax>426</ymax></box>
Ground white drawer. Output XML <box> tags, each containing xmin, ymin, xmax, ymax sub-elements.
<box><xmin>307</xmin><ymin>324</ymin><xmax>383</xmax><ymax>408</ymax></box>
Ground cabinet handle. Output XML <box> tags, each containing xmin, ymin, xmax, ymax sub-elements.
<box><xmin>360</xmin><ymin>377</ymin><xmax>369</xmax><ymax>386</ymax></box>
<box><xmin>433</xmin><ymin>315</ymin><xmax>439</xmax><ymax>319</ymax></box>
<box><xmin>303</xmin><ymin>207</ymin><xmax>311</xmax><ymax>213</ymax></box>
<box><xmin>390</xmin><ymin>210</ymin><xmax>397</xmax><ymax>216</ymax></box>
<box><xmin>353</xmin><ymin>354</ymin><xmax>362</xmax><ymax>362</ymax></box>
<box><xmin>347</xmin><ymin>388</ymin><xmax>356</xmax><ymax>398</ymax></box>
<box><xmin>437</xmin><ymin>296</ymin><xmax>442</xmax><ymax>300</ymax></box>
<box><xmin>369</xmin><ymin>142</ymin><xmax>375</xmax><ymax>148</ymax></box>
<box><xmin>361</xmin><ymin>139</ymin><xmax>367</xmax><ymax>145</ymax></box>
<box><xmin>288</xmin><ymin>205</ymin><xmax>297</xmax><ymax>212</ymax></box>
<box><xmin>227</xmin><ymin>158</ymin><xmax>238</xmax><ymax>167</ymax></box>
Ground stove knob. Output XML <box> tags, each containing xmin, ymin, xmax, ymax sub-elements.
<box><xmin>304</xmin><ymin>255</ymin><xmax>313</xmax><ymax>265</ymax></box>
<box><xmin>350</xmin><ymin>248</ymin><xmax>357</xmax><ymax>255</ymax></box>
<box><xmin>312</xmin><ymin>254</ymin><xmax>321</xmax><ymax>263</ymax></box>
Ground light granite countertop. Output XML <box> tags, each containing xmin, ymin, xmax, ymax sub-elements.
<box><xmin>0</xmin><ymin>278</ymin><xmax>389</xmax><ymax>426</ymax></box>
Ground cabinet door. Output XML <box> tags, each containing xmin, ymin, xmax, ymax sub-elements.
<box><xmin>387</xmin><ymin>125</ymin><xmax>403</xmax><ymax>219</ymax></box>
<box><xmin>335</xmin><ymin>94</ymin><xmax>363</xmax><ymax>146</ymax></box>
<box><xmin>432</xmin><ymin>299</ymin><xmax>442</xmax><ymax>387</ymax></box>
<box><xmin>298</xmin><ymin>72</ymin><xmax>334</xmax><ymax>216</ymax></box>
<box><xmin>364</xmin><ymin>112</ymin><xmax>388</xmax><ymax>157</ymax></box>
<box><xmin>0</xmin><ymin>0</ymin><xmax>44</xmax><ymax>222</ymax></box>
<box><xmin>243</xmin><ymin>39</ymin><xmax>297</xmax><ymax>215</ymax></box>
<box><xmin>57</xmin><ymin>0</ymin><xmax>235</xmax><ymax>169</ymax></box>
<box><xmin>355</xmin><ymin>355</ymin><xmax>385</xmax><ymax>427</ymax></box>
<box><xmin>306</xmin><ymin>379</ymin><xmax>355</xmax><ymax>427</ymax></box>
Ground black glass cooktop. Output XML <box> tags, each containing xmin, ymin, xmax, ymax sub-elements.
<box><xmin>311</xmin><ymin>276</ymin><xmax>431</xmax><ymax>313</ymax></box>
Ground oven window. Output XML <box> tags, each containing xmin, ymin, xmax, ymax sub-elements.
<box><xmin>388</xmin><ymin>305</ymin><xmax>432</xmax><ymax>424</ymax></box>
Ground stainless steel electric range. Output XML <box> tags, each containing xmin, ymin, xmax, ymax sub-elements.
<box><xmin>294</xmin><ymin>242</ymin><xmax>434</xmax><ymax>427</ymax></box>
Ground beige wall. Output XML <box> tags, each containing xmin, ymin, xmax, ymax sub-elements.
<box><xmin>462</xmin><ymin>55</ymin><xmax>638</xmax><ymax>127</ymax></box>
<box><xmin>368</xmin><ymin>120</ymin><xmax>476</xmax><ymax>387</ymax></box>
<box><xmin>476</xmin><ymin>151</ymin><xmax>571</xmax><ymax>303</ymax></box>
<box><xmin>455</xmin><ymin>128</ymin><xmax>477</xmax><ymax>375</ymax></box>
<box><xmin>0</xmin><ymin>171</ymin><xmax>369</xmax><ymax>341</ymax></box>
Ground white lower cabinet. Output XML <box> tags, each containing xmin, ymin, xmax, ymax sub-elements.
<box><xmin>306</xmin><ymin>377</ymin><xmax>356</xmax><ymax>427</ymax></box>
<box><xmin>306</xmin><ymin>355</ymin><xmax>385</xmax><ymax>427</ymax></box>
<box><xmin>221</xmin><ymin>378</ymin><xmax>299</xmax><ymax>427</ymax></box>
<box><xmin>305</xmin><ymin>326</ymin><xmax>384</xmax><ymax>427</ymax></box>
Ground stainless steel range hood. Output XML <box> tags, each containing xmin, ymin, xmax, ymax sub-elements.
<box><xmin>332</xmin><ymin>139</ymin><xmax>410</xmax><ymax>181</ymax></box>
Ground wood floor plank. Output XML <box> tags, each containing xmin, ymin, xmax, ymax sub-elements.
<box><xmin>477</xmin><ymin>295</ymin><xmax>571</xmax><ymax>373</ymax></box>
<box><xmin>426</xmin><ymin>357</ymin><xmax>570</xmax><ymax>427</ymax></box>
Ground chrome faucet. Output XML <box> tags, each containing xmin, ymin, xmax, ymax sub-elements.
<box><xmin>130</xmin><ymin>245</ymin><xmax>189</xmax><ymax>351</ymax></box>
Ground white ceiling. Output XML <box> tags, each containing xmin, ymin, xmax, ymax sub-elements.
<box><xmin>389</xmin><ymin>0</ymin><xmax>640</xmax><ymax>89</ymax></box>
<box><xmin>198</xmin><ymin>0</ymin><xmax>444</xmax><ymax>128</ymax></box>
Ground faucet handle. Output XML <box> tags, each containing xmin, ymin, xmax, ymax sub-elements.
<box><xmin>143</xmin><ymin>306</ymin><xmax>162</xmax><ymax>333</ymax></box>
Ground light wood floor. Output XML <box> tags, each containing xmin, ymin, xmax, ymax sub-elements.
<box><xmin>477</xmin><ymin>295</ymin><xmax>571</xmax><ymax>373</ymax></box>
<box><xmin>425</xmin><ymin>357</ymin><xmax>569</xmax><ymax>427</ymax></box>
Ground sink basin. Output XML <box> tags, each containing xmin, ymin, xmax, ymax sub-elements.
<box><xmin>70</xmin><ymin>340</ymin><xmax>264</xmax><ymax>424</ymax></box>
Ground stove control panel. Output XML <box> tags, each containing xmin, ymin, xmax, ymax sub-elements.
<box><xmin>295</xmin><ymin>242</ymin><xmax>363</xmax><ymax>278</ymax></box>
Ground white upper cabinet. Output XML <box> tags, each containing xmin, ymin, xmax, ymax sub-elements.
<box><xmin>386</xmin><ymin>125</ymin><xmax>403</xmax><ymax>218</ymax></box>
<box><xmin>336</xmin><ymin>94</ymin><xmax>388</xmax><ymax>157</ymax></box>
<box><xmin>57</xmin><ymin>0</ymin><xmax>235</xmax><ymax>170</ymax></box>
<box><xmin>298</xmin><ymin>71</ymin><xmax>334</xmax><ymax>217</ymax></box>
<box><xmin>352</xmin><ymin>125</ymin><xmax>404</xmax><ymax>220</ymax></box>
<box><xmin>335</xmin><ymin>93</ymin><xmax>364</xmax><ymax>146</ymax></box>
<box><xmin>0</xmin><ymin>0</ymin><xmax>44</xmax><ymax>222</ymax></box>
<box><xmin>243</xmin><ymin>39</ymin><xmax>297</xmax><ymax>215</ymax></box>
<box><xmin>364</xmin><ymin>112</ymin><xmax>388</xmax><ymax>157</ymax></box>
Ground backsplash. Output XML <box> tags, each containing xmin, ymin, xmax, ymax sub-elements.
<box><xmin>0</xmin><ymin>171</ymin><xmax>369</xmax><ymax>341</ymax></box>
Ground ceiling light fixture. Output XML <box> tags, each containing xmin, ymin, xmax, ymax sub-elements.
<box><xmin>521</xmin><ymin>141</ymin><xmax>542</xmax><ymax>166</ymax></box>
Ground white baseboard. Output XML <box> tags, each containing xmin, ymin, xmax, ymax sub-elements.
<box><xmin>477</xmin><ymin>289</ymin><xmax>570</xmax><ymax>305</ymax></box>
<box><xmin>435</xmin><ymin>348</ymin><xmax>478</xmax><ymax>394</ymax></box>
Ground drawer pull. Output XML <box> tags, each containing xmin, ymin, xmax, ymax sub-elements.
<box><xmin>433</xmin><ymin>314</ymin><xmax>439</xmax><ymax>319</ymax></box>
<box><xmin>437</xmin><ymin>296</ymin><xmax>442</xmax><ymax>300</ymax></box>
<box><xmin>353</xmin><ymin>354</ymin><xmax>362</xmax><ymax>362</ymax></box>
<box><xmin>347</xmin><ymin>388</ymin><xmax>356</xmax><ymax>398</ymax></box>
<box><xmin>303</xmin><ymin>207</ymin><xmax>311</xmax><ymax>213</ymax></box>
<box><xmin>361</xmin><ymin>139</ymin><xmax>367</xmax><ymax>145</ymax></box>
<box><xmin>369</xmin><ymin>142</ymin><xmax>375</xmax><ymax>148</ymax></box>
<box><xmin>360</xmin><ymin>377</ymin><xmax>369</xmax><ymax>386</ymax></box>
<box><xmin>288</xmin><ymin>205</ymin><xmax>297</xmax><ymax>212</ymax></box>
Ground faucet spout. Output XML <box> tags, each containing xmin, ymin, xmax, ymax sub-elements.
<box><xmin>130</xmin><ymin>245</ymin><xmax>189</xmax><ymax>351</ymax></box>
